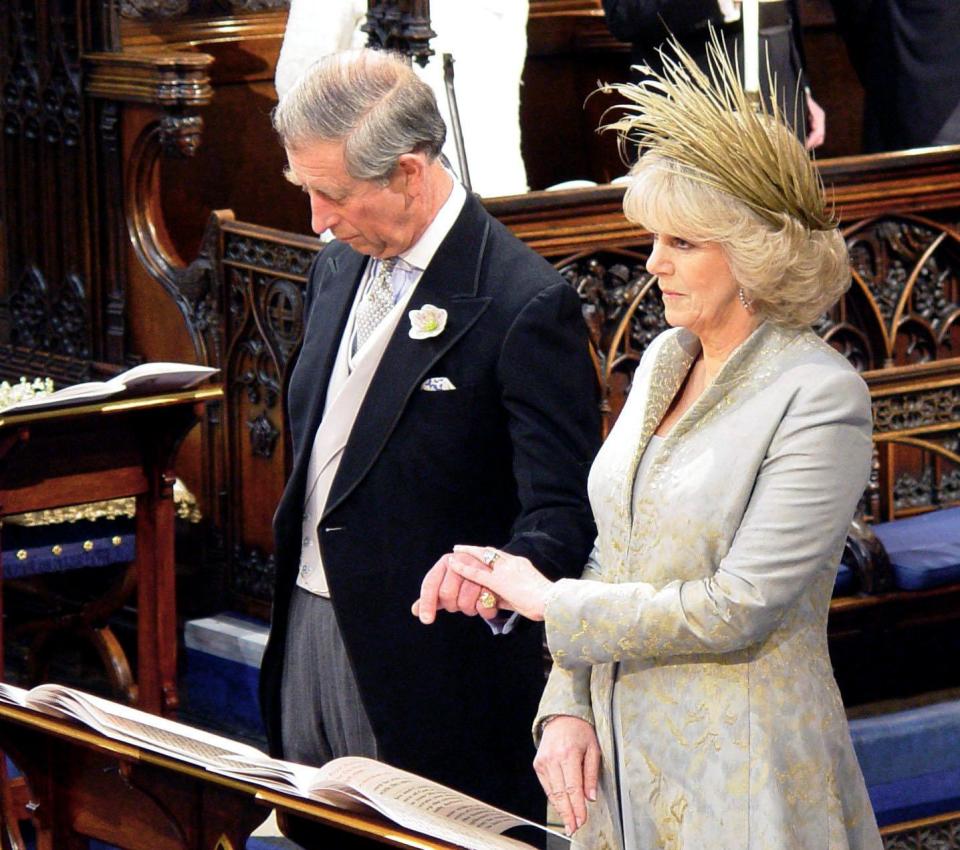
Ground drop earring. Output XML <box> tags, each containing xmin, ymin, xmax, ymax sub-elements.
<box><xmin>738</xmin><ymin>287</ymin><xmax>754</xmax><ymax>312</ymax></box>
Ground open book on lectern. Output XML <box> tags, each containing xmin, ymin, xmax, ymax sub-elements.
<box><xmin>0</xmin><ymin>362</ymin><xmax>218</xmax><ymax>414</ymax></box>
<box><xmin>0</xmin><ymin>683</ymin><xmax>563</xmax><ymax>850</ymax></box>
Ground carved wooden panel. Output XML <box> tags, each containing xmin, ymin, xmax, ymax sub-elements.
<box><xmin>882</xmin><ymin>814</ymin><xmax>960</xmax><ymax>850</ymax></box>
<box><xmin>819</xmin><ymin>214</ymin><xmax>959</xmax><ymax>525</ymax></box>
<box><xmin>1</xmin><ymin>0</ymin><xmax>97</xmax><ymax>383</ymax></box>
<box><xmin>0</xmin><ymin>1</ymin><xmax>216</xmax><ymax>386</ymax></box>
<box><xmin>217</xmin><ymin>219</ymin><xmax>318</xmax><ymax>610</ymax></box>
<box><xmin>837</xmin><ymin>215</ymin><xmax>960</xmax><ymax>368</ymax></box>
<box><xmin>551</xmin><ymin>212</ymin><xmax>959</xmax><ymax>430</ymax></box>
<box><xmin>862</xmin><ymin>362</ymin><xmax>960</xmax><ymax>522</ymax></box>
<box><xmin>555</xmin><ymin>248</ymin><xmax>657</xmax><ymax>436</ymax></box>
<box><xmin>119</xmin><ymin>0</ymin><xmax>289</xmax><ymax>20</ymax></box>
<box><xmin>570</xmin><ymin>216</ymin><xmax>958</xmax><ymax>378</ymax></box>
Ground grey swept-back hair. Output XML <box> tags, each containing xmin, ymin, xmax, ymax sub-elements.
<box><xmin>273</xmin><ymin>49</ymin><xmax>447</xmax><ymax>183</ymax></box>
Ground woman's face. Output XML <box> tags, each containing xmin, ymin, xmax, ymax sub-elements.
<box><xmin>645</xmin><ymin>233</ymin><xmax>742</xmax><ymax>339</ymax></box>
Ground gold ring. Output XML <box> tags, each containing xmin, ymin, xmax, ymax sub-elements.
<box><xmin>478</xmin><ymin>590</ymin><xmax>498</xmax><ymax>609</ymax></box>
<box><xmin>481</xmin><ymin>549</ymin><xmax>500</xmax><ymax>566</ymax></box>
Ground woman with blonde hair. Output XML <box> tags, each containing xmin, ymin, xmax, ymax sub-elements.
<box><xmin>421</xmin><ymin>34</ymin><xmax>883</xmax><ymax>850</ymax></box>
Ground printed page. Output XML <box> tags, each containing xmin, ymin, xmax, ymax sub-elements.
<box><xmin>12</xmin><ymin>684</ymin><xmax>317</xmax><ymax>796</ymax></box>
<box><xmin>212</xmin><ymin>754</ymin><xmax>320</xmax><ymax>795</ymax></box>
<box><xmin>21</xmin><ymin>685</ymin><xmax>273</xmax><ymax>773</ymax></box>
<box><xmin>310</xmin><ymin>757</ymin><xmax>564</xmax><ymax>850</ymax></box>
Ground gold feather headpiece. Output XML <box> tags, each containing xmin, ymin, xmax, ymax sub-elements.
<box><xmin>602</xmin><ymin>30</ymin><xmax>835</xmax><ymax>231</ymax></box>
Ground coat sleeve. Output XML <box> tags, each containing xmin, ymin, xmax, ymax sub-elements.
<box><xmin>543</xmin><ymin>367</ymin><xmax>872</xmax><ymax>669</ymax></box>
<box><xmin>497</xmin><ymin>280</ymin><xmax>601</xmax><ymax>582</ymax></box>
<box><xmin>788</xmin><ymin>0</ymin><xmax>809</xmax><ymax>75</ymax></box>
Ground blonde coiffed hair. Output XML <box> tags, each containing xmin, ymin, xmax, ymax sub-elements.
<box><xmin>624</xmin><ymin>153</ymin><xmax>851</xmax><ymax>328</ymax></box>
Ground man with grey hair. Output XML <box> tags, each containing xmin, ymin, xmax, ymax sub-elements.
<box><xmin>258</xmin><ymin>49</ymin><xmax>599</xmax><ymax>845</ymax></box>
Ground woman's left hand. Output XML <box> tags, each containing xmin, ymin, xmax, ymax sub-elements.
<box><xmin>444</xmin><ymin>545</ymin><xmax>554</xmax><ymax>621</ymax></box>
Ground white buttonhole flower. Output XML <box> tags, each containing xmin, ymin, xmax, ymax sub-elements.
<box><xmin>408</xmin><ymin>304</ymin><xmax>448</xmax><ymax>340</ymax></box>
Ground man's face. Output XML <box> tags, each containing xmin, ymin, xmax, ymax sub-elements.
<box><xmin>285</xmin><ymin>140</ymin><xmax>419</xmax><ymax>258</ymax></box>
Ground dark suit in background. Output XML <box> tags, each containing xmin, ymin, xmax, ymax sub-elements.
<box><xmin>831</xmin><ymin>0</ymin><xmax>960</xmax><ymax>151</ymax></box>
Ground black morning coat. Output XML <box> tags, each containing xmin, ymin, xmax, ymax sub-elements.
<box><xmin>259</xmin><ymin>193</ymin><xmax>601</xmax><ymax>824</ymax></box>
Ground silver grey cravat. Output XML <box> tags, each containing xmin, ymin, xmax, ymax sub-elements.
<box><xmin>353</xmin><ymin>257</ymin><xmax>398</xmax><ymax>353</ymax></box>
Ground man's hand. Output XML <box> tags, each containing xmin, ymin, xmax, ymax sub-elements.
<box><xmin>412</xmin><ymin>554</ymin><xmax>500</xmax><ymax>624</ymax></box>
<box><xmin>805</xmin><ymin>90</ymin><xmax>826</xmax><ymax>150</ymax></box>
<box><xmin>534</xmin><ymin>716</ymin><xmax>601</xmax><ymax>836</ymax></box>
<box><xmin>447</xmin><ymin>545</ymin><xmax>553</xmax><ymax>621</ymax></box>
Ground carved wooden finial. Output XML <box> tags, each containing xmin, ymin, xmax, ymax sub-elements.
<box><xmin>362</xmin><ymin>1</ymin><xmax>435</xmax><ymax>68</ymax></box>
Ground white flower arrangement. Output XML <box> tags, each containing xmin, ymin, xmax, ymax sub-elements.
<box><xmin>408</xmin><ymin>304</ymin><xmax>448</xmax><ymax>340</ymax></box>
<box><xmin>0</xmin><ymin>376</ymin><xmax>54</xmax><ymax>411</ymax></box>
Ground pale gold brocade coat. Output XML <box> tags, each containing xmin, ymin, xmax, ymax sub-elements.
<box><xmin>535</xmin><ymin>323</ymin><xmax>883</xmax><ymax>850</ymax></box>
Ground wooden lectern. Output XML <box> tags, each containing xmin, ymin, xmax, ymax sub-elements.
<box><xmin>0</xmin><ymin>701</ymin><xmax>464</xmax><ymax>850</ymax></box>
<box><xmin>0</xmin><ymin>388</ymin><xmax>221</xmax><ymax>716</ymax></box>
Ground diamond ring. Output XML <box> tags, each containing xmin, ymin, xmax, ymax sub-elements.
<box><xmin>480</xmin><ymin>549</ymin><xmax>500</xmax><ymax>566</ymax></box>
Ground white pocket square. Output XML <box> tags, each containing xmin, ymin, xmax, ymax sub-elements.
<box><xmin>420</xmin><ymin>377</ymin><xmax>457</xmax><ymax>392</ymax></box>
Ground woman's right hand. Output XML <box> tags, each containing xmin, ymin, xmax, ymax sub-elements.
<box><xmin>534</xmin><ymin>715</ymin><xmax>601</xmax><ymax>836</ymax></box>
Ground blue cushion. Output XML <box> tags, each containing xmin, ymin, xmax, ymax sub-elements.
<box><xmin>183</xmin><ymin>649</ymin><xmax>264</xmax><ymax>740</ymax></box>
<box><xmin>1</xmin><ymin>518</ymin><xmax>135</xmax><ymax>579</ymax></box>
<box><xmin>833</xmin><ymin>562</ymin><xmax>855</xmax><ymax>596</ymax></box>
<box><xmin>850</xmin><ymin>700</ymin><xmax>960</xmax><ymax>825</ymax></box>
<box><xmin>850</xmin><ymin>700</ymin><xmax>960</xmax><ymax>783</ymax></box>
<box><xmin>872</xmin><ymin>507</ymin><xmax>960</xmax><ymax>590</ymax></box>
<box><xmin>182</xmin><ymin>613</ymin><xmax>268</xmax><ymax>741</ymax></box>
<box><xmin>247</xmin><ymin>838</ymin><xmax>303</xmax><ymax>850</ymax></box>
<box><xmin>865</xmin><ymin>766</ymin><xmax>960</xmax><ymax>826</ymax></box>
